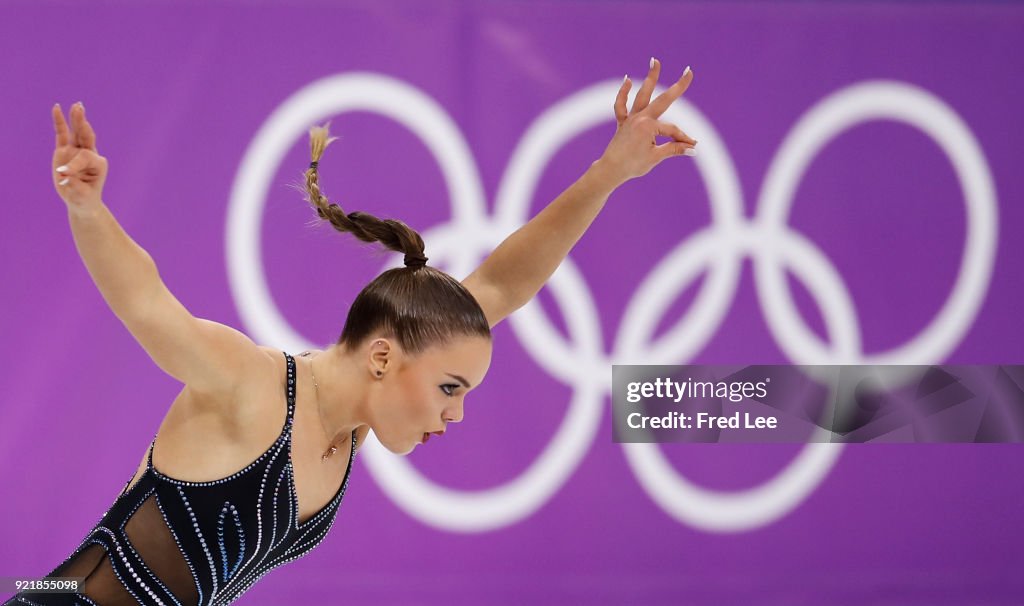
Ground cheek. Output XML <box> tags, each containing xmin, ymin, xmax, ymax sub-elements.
<box><xmin>391</xmin><ymin>376</ymin><xmax>434</xmax><ymax>419</ymax></box>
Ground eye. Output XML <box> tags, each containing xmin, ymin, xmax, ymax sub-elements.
<box><xmin>440</xmin><ymin>383</ymin><xmax>459</xmax><ymax>397</ymax></box>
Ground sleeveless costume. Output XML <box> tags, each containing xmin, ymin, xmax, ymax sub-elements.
<box><xmin>4</xmin><ymin>352</ymin><xmax>357</xmax><ymax>606</ymax></box>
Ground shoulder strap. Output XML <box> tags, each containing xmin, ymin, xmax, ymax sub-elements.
<box><xmin>284</xmin><ymin>351</ymin><xmax>297</xmax><ymax>428</ymax></box>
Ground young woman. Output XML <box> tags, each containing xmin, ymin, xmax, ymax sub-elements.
<box><xmin>6</xmin><ymin>58</ymin><xmax>696</xmax><ymax>606</ymax></box>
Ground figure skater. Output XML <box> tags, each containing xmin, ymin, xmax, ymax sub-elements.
<box><xmin>5</xmin><ymin>58</ymin><xmax>696</xmax><ymax>606</ymax></box>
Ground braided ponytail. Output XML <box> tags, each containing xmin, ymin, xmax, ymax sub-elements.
<box><xmin>297</xmin><ymin>121</ymin><xmax>489</xmax><ymax>356</ymax></box>
<box><xmin>303</xmin><ymin>122</ymin><xmax>428</xmax><ymax>270</ymax></box>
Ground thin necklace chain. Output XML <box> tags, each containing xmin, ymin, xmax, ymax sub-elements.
<box><xmin>302</xmin><ymin>351</ymin><xmax>340</xmax><ymax>462</ymax></box>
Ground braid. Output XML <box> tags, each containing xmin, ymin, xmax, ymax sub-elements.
<box><xmin>303</xmin><ymin>122</ymin><xmax>429</xmax><ymax>269</ymax></box>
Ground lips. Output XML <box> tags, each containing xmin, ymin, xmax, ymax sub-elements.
<box><xmin>422</xmin><ymin>429</ymin><xmax>445</xmax><ymax>444</ymax></box>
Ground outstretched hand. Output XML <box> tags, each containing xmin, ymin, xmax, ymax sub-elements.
<box><xmin>51</xmin><ymin>102</ymin><xmax>108</xmax><ymax>213</ymax></box>
<box><xmin>595</xmin><ymin>58</ymin><xmax>697</xmax><ymax>188</ymax></box>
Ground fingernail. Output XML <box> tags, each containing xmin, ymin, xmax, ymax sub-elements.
<box><xmin>683</xmin><ymin>65</ymin><xmax>691</xmax><ymax>77</ymax></box>
<box><xmin>683</xmin><ymin>148</ymin><xmax>697</xmax><ymax>157</ymax></box>
<box><xmin>650</xmin><ymin>57</ymin><xmax>656</xmax><ymax>69</ymax></box>
<box><xmin>56</xmin><ymin>165</ymin><xmax>68</xmax><ymax>173</ymax></box>
<box><xmin>59</xmin><ymin>178</ymin><xmax>70</xmax><ymax>186</ymax></box>
<box><xmin>624</xmin><ymin>74</ymin><xmax>629</xmax><ymax>83</ymax></box>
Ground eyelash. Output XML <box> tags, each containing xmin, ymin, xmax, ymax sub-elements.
<box><xmin>440</xmin><ymin>384</ymin><xmax>459</xmax><ymax>397</ymax></box>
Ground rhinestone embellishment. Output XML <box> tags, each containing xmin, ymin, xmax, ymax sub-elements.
<box><xmin>29</xmin><ymin>352</ymin><xmax>356</xmax><ymax>606</ymax></box>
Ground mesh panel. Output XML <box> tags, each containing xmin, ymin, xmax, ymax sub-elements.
<box><xmin>46</xmin><ymin>544</ymin><xmax>138</xmax><ymax>606</ymax></box>
<box><xmin>124</xmin><ymin>494</ymin><xmax>199</xmax><ymax>605</ymax></box>
<box><xmin>38</xmin><ymin>492</ymin><xmax>200</xmax><ymax>606</ymax></box>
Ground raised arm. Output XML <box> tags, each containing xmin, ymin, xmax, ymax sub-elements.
<box><xmin>51</xmin><ymin>103</ymin><xmax>268</xmax><ymax>403</ymax></box>
<box><xmin>462</xmin><ymin>58</ymin><xmax>697</xmax><ymax>328</ymax></box>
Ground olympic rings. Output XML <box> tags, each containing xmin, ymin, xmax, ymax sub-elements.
<box><xmin>227</xmin><ymin>73</ymin><xmax>996</xmax><ymax>533</ymax></box>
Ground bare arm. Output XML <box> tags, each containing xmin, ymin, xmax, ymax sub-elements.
<box><xmin>52</xmin><ymin>103</ymin><xmax>268</xmax><ymax>401</ymax></box>
<box><xmin>461</xmin><ymin>161</ymin><xmax>619</xmax><ymax>326</ymax></box>
<box><xmin>67</xmin><ymin>201</ymin><xmax>161</xmax><ymax>322</ymax></box>
<box><xmin>463</xmin><ymin>58</ymin><xmax>697</xmax><ymax>328</ymax></box>
<box><xmin>66</xmin><ymin>201</ymin><xmax>266</xmax><ymax>397</ymax></box>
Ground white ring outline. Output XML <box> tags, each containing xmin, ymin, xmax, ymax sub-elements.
<box><xmin>755</xmin><ymin>80</ymin><xmax>997</xmax><ymax>366</ymax></box>
<box><xmin>227</xmin><ymin>72</ymin><xmax>490</xmax><ymax>353</ymax></box>
<box><xmin>225</xmin><ymin>74</ymin><xmax>998</xmax><ymax>534</ymax></box>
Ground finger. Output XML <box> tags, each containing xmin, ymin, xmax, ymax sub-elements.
<box><xmin>55</xmin><ymin>149</ymin><xmax>90</xmax><ymax>176</ymax></box>
<box><xmin>655</xmin><ymin>140</ymin><xmax>697</xmax><ymax>161</ymax></box>
<box><xmin>614</xmin><ymin>76</ymin><xmax>631</xmax><ymax>123</ymax></box>
<box><xmin>52</xmin><ymin>104</ymin><xmax>70</xmax><ymax>148</ymax></box>
<box><xmin>646</xmin><ymin>66</ymin><xmax>693</xmax><ymax>118</ymax></box>
<box><xmin>69</xmin><ymin>102</ymin><xmax>85</xmax><ymax>147</ymax></box>
<box><xmin>629</xmin><ymin>57</ymin><xmax>661</xmax><ymax>115</ymax></box>
<box><xmin>656</xmin><ymin>120</ymin><xmax>697</xmax><ymax>146</ymax></box>
<box><xmin>76</xmin><ymin>103</ymin><xmax>97</xmax><ymax>150</ymax></box>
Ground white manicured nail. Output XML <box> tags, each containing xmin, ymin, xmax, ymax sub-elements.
<box><xmin>683</xmin><ymin>65</ymin><xmax>691</xmax><ymax>77</ymax></box>
<box><xmin>59</xmin><ymin>178</ymin><xmax>70</xmax><ymax>186</ymax></box>
<box><xmin>650</xmin><ymin>57</ymin><xmax>656</xmax><ymax>69</ymax></box>
<box><xmin>683</xmin><ymin>147</ymin><xmax>697</xmax><ymax>157</ymax></box>
<box><xmin>56</xmin><ymin>165</ymin><xmax>68</xmax><ymax>173</ymax></box>
<box><xmin>624</xmin><ymin>74</ymin><xmax>629</xmax><ymax>83</ymax></box>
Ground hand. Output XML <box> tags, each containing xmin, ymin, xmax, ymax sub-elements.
<box><xmin>594</xmin><ymin>58</ymin><xmax>697</xmax><ymax>188</ymax></box>
<box><xmin>51</xmin><ymin>102</ymin><xmax>108</xmax><ymax>213</ymax></box>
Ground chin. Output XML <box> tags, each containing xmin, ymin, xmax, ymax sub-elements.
<box><xmin>381</xmin><ymin>437</ymin><xmax>417</xmax><ymax>456</ymax></box>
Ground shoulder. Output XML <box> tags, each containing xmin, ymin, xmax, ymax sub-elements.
<box><xmin>254</xmin><ymin>345</ymin><xmax>287</xmax><ymax>385</ymax></box>
<box><xmin>206</xmin><ymin>345</ymin><xmax>284</xmax><ymax>431</ymax></box>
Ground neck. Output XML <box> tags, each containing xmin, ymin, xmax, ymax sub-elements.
<box><xmin>308</xmin><ymin>343</ymin><xmax>372</xmax><ymax>445</ymax></box>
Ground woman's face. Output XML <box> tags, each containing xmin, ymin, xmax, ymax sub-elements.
<box><xmin>371</xmin><ymin>334</ymin><xmax>492</xmax><ymax>455</ymax></box>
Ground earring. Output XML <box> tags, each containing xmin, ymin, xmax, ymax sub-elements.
<box><xmin>376</xmin><ymin>370</ymin><xmax>383</xmax><ymax>377</ymax></box>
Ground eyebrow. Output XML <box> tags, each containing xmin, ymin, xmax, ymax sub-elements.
<box><xmin>445</xmin><ymin>373</ymin><xmax>471</xmax><ymax>389</ymax></box>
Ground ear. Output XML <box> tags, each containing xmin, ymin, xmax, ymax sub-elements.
<box><xmin>368</xmin><ymin>337</ymin><xmax>392</xmax><ymax>377</ymax></box>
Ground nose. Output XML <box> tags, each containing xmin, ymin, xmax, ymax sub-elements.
<box><xmin>445</xmin><ymin>401</ymin><xmax>465</xmax><ymax>424</ymax></box>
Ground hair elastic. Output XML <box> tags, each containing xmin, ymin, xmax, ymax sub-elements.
<box><xmin>404</xmin><ymin>252</ymin><xmax>428</xmax><ymax>269</ymax></box>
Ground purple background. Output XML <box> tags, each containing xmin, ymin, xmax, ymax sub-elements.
<box><xmin>2</xmin><ymin>1</ymin><xmax>1023</xmax><ymax>604</ymax></box>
